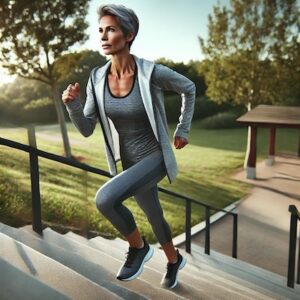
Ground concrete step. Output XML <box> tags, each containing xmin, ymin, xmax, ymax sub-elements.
<box><xmin>47</xmin><ymin>227</ymin><xmax>218</xmax><ymax>300</ymax></box>
<box><xmin>144</xmin><ymin>236</ymin><xmax>300</xmax><ymax>300</ymax></box>
<box><xmin>64</xmin><ymin>231</ymin><xmax>279</xmax><ymax>299</ymax></box>
<box><xmin>191</xmin><ymin>243</ymin><xmax>300</xmax><ymax>300</ymax></box>
<box><xmin>109</xmin><ymin>235</ymin><xmax>297</xmax><ymax>291</ymax></box>
<box><xmin>91</xmin><ymin>234</ymin><xmax>300</xmax><ymax>299</ymax></box>
<box><xmin>87</xmin><ymin>235</ymin><xmax>282</xmax><ymax>300</ymax></box>
<box><xmin>0</xmin><ymin>232</ymin><xmax>120</xmax><ymax>300</ymax></box>
<box><xmin>65</xmin><ymin>232</ymin><xmax>220</xmax><ymax>299</ymax></box>
<box><xmin>0</xmin><ymin>256</ymin><xmax>70</xmax><ymax>300</ymax></box>
<box><xmin>65</xmin><ymin>231</ymin><xmax>94</xmax><ymax>243</ymax></box>
<box><xmin>3</xmin><ymin>222</ymin><xmax>299</xmax><ymax>300</ymax></box>
<box><xmin>22</xmin><ymin>226</ymin><xmax>185</xmax><ymax>300</ymax></box>
<box><xmin>67</xmin><ymin>232</ymin><xmax>240</xmax><ymax>299</ymax></box>
<box><xmin>0</xmin><ymin>222</ymin><xmax>145</xmax><ymax>300</ymax></box>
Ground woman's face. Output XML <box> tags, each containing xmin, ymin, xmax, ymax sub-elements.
<box><xmin>99</xmin><ymin>15</ymin><xmax>132</xmax><ymax>55</ymax></box>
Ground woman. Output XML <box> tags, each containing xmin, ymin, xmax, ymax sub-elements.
<box><xmin>62</xmin><ymin>4</ymin><xmax>195</xmax><ymax>289</ymax></box>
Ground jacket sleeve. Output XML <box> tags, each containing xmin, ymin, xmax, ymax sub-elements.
<box><xmin>151</xmin><ymin>64</ymin><xmax>196</xmax><ymax>140</ymax></box>
<box><xmin>64</xmin><ymin>72</ymin><xmax>98</xmax><ymax>137</ymax></box>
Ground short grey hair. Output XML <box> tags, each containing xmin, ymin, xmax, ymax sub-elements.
<box><xmin>97</xmin><ymin>4</ymin><xmax>139</xmax><ymax>49</ymax></box>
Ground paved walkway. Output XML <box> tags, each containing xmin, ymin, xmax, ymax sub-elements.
<box><xmin>183</xmin><ymin>154</ymin><xmax>300</xmax><ymax>277</ymax></box>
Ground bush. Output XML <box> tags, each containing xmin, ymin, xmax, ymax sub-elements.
<box><xmin>164</xmin><ymin>95</ymin><xmax>233</xmax><ymax>122</ymax></box>
<box><xmin>197</xmin><ymin>110</ymin><xmax>244</xmax><ymax>129</ymax></box>
<box><xmin>193</xmin><ymin>96</ymin><xmax>233</xmax><ymax>120</ymax></box>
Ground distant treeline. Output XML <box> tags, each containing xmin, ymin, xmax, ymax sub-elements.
<box><xmin>0</xmin><ymin>49</ymin><xmax>296</xmax><ymax>127</ymax></box>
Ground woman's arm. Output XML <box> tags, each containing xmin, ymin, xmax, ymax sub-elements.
<box><xmin>151</xmin><ymin>64</ymin><xmax>196</xmax><ymax>143</ymax></box>
<box><xmin>62</xmin><ymin>73</ymin><xmax>98</xmax><ymax>137</ymax></box>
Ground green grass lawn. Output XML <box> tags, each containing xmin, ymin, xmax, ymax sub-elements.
<box><xmin>0</xmin><ymin>122</ymin><xmax>298</xmax><ymax>243</ymax></box>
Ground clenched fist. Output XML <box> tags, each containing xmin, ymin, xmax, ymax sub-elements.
<box><xmin>62</xmin><ymin>82</ymin><xmax>80</xmax><ymax>103</ymax></box>
<box><xmin>174</xmin><ymin>136</ymin><xmax>188</xmax><ymax>149</ymax></box>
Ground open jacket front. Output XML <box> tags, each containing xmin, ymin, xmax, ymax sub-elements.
<box><xmin>65</xmin><ymin>55</ymin><xmax>196</xmax><ymax>184</ymax></box>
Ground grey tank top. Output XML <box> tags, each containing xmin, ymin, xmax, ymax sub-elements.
<box><xmin>104</xmin><ymin>68</ymin><xmax>161</xmax><ymax>163</ymax></box>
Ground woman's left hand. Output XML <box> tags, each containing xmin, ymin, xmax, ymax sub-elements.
<box><xmin>173</xmin><ymin>136</ymin><xmax>189</xmax><ymax>149</ymax></box>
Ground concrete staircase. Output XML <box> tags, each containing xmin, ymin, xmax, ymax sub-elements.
<box><xmin>0</xmin><ymin>222</ymin><xmax>299</xmax><ymax>300</ymax></box>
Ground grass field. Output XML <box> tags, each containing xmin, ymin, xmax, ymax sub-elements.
<box><xmin>0</xmin><ymin>121</ymin><xmax>298</xmax><ymax>243</ymax></box>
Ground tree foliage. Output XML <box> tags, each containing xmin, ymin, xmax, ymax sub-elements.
<box><xmin>0</xmin><ymin>0</ymin><xmax>90</xmax><ymax>157</ymax></box>
<box><xmin>0</xmin><ymin>0</ymin><xmax>89</xmax><ymax>84</ymax></box>
<box><xmin>199</xmin><ymin>0</ymin><xmax>300</xmax><ymax>107</ymax></box>
<box><xmin>0</xmin><ymin>77</ymin><xmax>55</xmax><ymax>125</ymax></box>
<box><xmin>155</xmin><ymin>57</ymin><xmax>206</xmax><ymax>96</ymax></box>
<box><xmin>0</xmin><ymin>50</ymin><xmax>107</xmax><ymax>125</ymax></box>
<box><xmin>54</xmin><ymin>49</ymin><xmax>107</xmax><ymax>101</ymax></box>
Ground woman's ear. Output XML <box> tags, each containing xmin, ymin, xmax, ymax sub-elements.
<box><xmin>126</xmin><ymin>32</ymin><xmax>135</xmax><ymax>43</ymax></box>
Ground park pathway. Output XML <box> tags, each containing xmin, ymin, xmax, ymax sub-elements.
<box><xmin>180</xmin><ymin>153</ymin><xmax>300</xmax><ymax>277</ymax></box>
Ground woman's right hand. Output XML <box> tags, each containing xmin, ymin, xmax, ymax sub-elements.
<box><xmin>62</xmin><ymin>82</ymin><xmax>80</xmax><ymax>104</ymax></box>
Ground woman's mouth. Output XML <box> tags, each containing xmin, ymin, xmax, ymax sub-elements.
<box><xmin>102</xmin><ymin>44</ymin><xmax>111</xmax><ymax>49</ymax></box>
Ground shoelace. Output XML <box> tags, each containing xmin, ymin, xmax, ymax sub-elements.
<box><xmin>165</xmin><ymin>262</ymin><xmax>177</xmax><ymax>278</ymax></box>
<box><xmin>124</xmin><ymin>247</ymin><xmax>139</xmax><ymax>267</ymax></box>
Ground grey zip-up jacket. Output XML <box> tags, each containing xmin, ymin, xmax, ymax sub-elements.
<box><xmin>64</xmin><ymin>55</ymin><xmax>195</xmax><ymax>184</ymax></box>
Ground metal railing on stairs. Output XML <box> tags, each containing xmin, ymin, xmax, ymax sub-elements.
<box><xmin>287</xmin><ymin>205</ymin><xmax>300</xmax><ymax>288</ymax></box>
<box><xmin>0</xmin><ymin>127</ymin><xmax>238</xmax><ymax>259</ymax></box>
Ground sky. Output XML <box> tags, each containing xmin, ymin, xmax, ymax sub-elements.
<box><xmin>83</xmin><ymin>0</ymin><xmax>230</xmax><ymax>62</ymax></box>
<box><xmin>0</xmin><ymin>0</ymin><xmax>229</xmax><ymax>84</ymax></box>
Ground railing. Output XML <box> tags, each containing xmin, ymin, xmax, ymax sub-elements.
<box><xmin>157</xmin><ymin>187</ymin><xmax>238</xmax><ymax>258</ymax></box>
<box><xmin>287</xmin><ymin>205</ymin><xmax>300</xmax><ymax>288</ymax></box>
<box><xmin>0</xmin><ymin>128</ymin><xmax>238</xmax><ymax>258</ymax></box>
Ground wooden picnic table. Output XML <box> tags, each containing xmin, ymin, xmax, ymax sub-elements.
<box><xmin>237</xmin><ymin>105</ymin><xmax>300</xmax><ymax>179</ymax></box>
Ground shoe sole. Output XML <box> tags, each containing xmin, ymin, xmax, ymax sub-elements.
<box><xmin>169</xmin><ymin>256</ymin><xmax>187</xmax><ymax>289</ymax></box>
<box><xmin>117</xmin><ymin>246</ymin><xmax>154</xmax><ymax>281</ymax></box>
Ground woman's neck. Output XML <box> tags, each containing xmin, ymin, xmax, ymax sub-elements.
<box><xmin>110</xmin><ymin>53</ymin><xmax>135</xmax><ymax>79</ymax></box>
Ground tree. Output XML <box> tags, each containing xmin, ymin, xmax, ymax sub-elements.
<box><xmin>199</xmin><ymin>0</ymin><xmax>300</xmax><ymax>168</ymax></box>
<box><xmin>155</xmin><ymin>57</ymin><xmax>206</xmax><ymax>96</ymax></box>
<box><xmin>0</xmin><ymin>0</ymin><xmax>90</xmax><ymax>158</ymax></box>
<box><xmin>0</xmin><ymin>76</ymin><xmax>55</xmax><ymax>125</ymax></box>
<box><xmin>0</xmin><ymin>50</ymin><xmax>107</xmax><ymax>125</ymax></box>
<box><xmin>54</xmin><ymin>50</ymin><xmax>107</xmax><ymax>105</ymax></box>
<box><xmin>199</xmin><ymin>0</ymin><xmax>300</xmax><ymax>108</ymax></box>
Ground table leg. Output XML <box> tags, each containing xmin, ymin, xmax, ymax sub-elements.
<box><xmin>246</xmin><ymin>126</ymin><xmax>257</xmax><ymax>179</ymax></box>
<box><xmin>266</xmin><ymin>127</ymin><xmax>276</xmax><ymax>166</ymax></box>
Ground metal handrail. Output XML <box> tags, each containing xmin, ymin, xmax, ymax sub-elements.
<box><xmin>0</xmin><ymin>134</ymin><xmax>238</xmax><ymax>258</ymax></box>
<box><xmin>158</xmin><ymin>186</ymin><xmax>238</xmax><ymax>257</ymax></box>
<box><xmin>287</xmin><ymin>204</ymin><xmax>300</xmax><ymax>288</ymax></box>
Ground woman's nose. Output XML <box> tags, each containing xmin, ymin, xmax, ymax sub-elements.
<box><xmin>101</xmin><ymin>32</ymin><xmax>108</xmax><ymax>41</ymax></box>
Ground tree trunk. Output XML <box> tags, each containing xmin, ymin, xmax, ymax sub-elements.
<box><xmin>51</xmin><ymin>82</ymin><xmax>72</xmax><ymax>158</ymax></box>
<box><xmin>243</xmin><ymin>102</ymin><xmax>252</xmax><ymax>169</ymax></box>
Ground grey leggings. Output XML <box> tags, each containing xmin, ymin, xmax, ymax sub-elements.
<box><xmin>95</xmin><ymin>150</ymin><xmax>172</xmax><ymax>245</ymax></box>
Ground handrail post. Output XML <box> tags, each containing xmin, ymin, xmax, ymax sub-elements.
<box><xmin>27</xmin><ymin>126</ymin><xmax>42</xmax><ymax>235</ymax></box>
<box><xmin>185</xmin><ymin>198</ymin><xmax>191</xmax><ymax>253</ymax></box>
<box><xmin>287</xmin><ymin>207</ymin><xmax>297</xmax><ymax>288</ymax></box>
<box><xmin>297</xmin><ymin>129</ymin><xmax>300</xmax><ymax>157</ymax></box>
<box><xmin>232</xmin><ymin>213</ymin><xmax>238</xmax><ymax>258</ymax></box>
<box><xmin>297</xmin><ymin>233</ymin><xmax>300</xmax><ymax>284</ymax></box>
<box><xmin>205</xmin><ymin>206</ymin><xmax>210</xmax><ymax>255</ymax></box>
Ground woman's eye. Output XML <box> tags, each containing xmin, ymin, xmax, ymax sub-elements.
<box><xmin>98</xmin><ymin>27</ymin><xmax>115</xmax><ymax>33</ymax></box>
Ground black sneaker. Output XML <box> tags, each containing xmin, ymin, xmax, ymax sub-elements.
<box><xmin>116</xmin><ymin>236</ymin><xmax>153</xmax><ymax>281</ymax></box>
<box><xmin>160</xmin><ymin>249</ymin><xmax>187</xmax><ymax>288</ymax></box>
